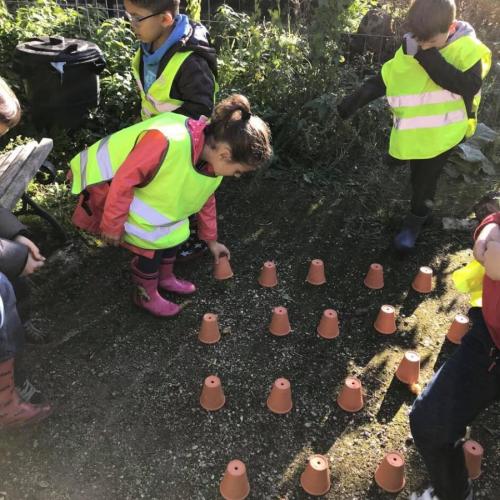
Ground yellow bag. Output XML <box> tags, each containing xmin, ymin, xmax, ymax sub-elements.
<box><xmin>452</xmin><ymin>259</ymin><xmax>485</xmax><ymax>307</ymax></box>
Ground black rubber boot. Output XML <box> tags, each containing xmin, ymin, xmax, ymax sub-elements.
<box><xmin>393</xmin><ymin>212</ymin><xmax>429</xmax><ymax>253</ymax></box>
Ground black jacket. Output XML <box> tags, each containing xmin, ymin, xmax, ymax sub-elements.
<box><xmin>0</xmin><ymin>207</ymin><xmax>28</xmax><ymax>281</ymax></box>
<box><xmin>138</xmin><ymin>21</ymin><xmax>218</xmax><ymax>120</ymax></box>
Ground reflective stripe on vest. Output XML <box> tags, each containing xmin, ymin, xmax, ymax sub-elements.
<box><xmin>393</xmin><ymin>110</ymin><xmax>466</xmax><ymax>130</ymax></box>
<box><xmin>96</xmin><ymin>136</ymin><xmax>113</xmax><ymax>180</ymax></box>
<box><xmin>124</xmin><ymin>219</ymin><xmax>187</xmax><ymax>242</ymax></box>
<box><xmin>80</xmin><ymin>148</ymin><xmax>88</xmax><ymax>191</ymax></box>
<box><xmin>387</xmin><ymin>89</ymin><xmax>462</xmax><ymax>108</ymax></box>
<box><xmin>382</xmin><ymin>34</ymin><xmax>491</xmax><ymax>159</ymax></box>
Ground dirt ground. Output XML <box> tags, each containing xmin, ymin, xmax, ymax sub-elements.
<box><xmin>0</xmin><ymin>164</ymin><xmax>499</xmax><ymax>500</ymax></box>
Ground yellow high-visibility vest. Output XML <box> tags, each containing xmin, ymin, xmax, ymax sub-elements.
<box><xmin>382</xmin><ymin>34</ymin><xmax>491</xmax><ymax>160</ymax></box>
<box><xmin>70</xmin><ymin>112</ymin><xmax>222</xmax><ymax>249</ymax></box>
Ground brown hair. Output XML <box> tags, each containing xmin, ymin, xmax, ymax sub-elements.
<box><xmin>0</xmin><ymin>77</ymin><xmax>21</xmax><ymax>129</ymax></box>
<box><xmin>205</xmin><ymin>94</ymin><xmax>272</xmax><ymax>169</ymax></box>
<box><xmin>129</xmin><ymin>0</ymin><xmax>179</xmax><ymax>16</ymax></box>
<box><xmin>408</xmin><ymin>0</ymin><xmax>456</xmax><ymax>41</ymax></box>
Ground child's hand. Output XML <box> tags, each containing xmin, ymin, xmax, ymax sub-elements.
<box><xmin>474</xmin><ymin>223</ymin><xmax>500</xmax><ymax>263</ymax></box>
<box><xmin>206</xmin><ymin>240</ymin><xmax>231</xmax><ymax>263</ymax></box>
<box><xmin>14</xmin><ymin>235</ymin><xmax>45</xmax><ymax>262</ymax></box>
<box><xmin>21</xmin><ymin>252</ymin><xmax>44</xmax><ymax>276</ymax></box>
<box><xmin>101</xmin><ymin>232</ymin><xmax>122</xmax><ymax>246</ymax></box>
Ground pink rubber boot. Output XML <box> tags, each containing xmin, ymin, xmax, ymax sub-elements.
<box><xmin>159</xmin><ymin>256</ymin><xmax>196</xmax><ymax>295</ymax></box>
<box><xmin>131</xmin><ymin>260</ymin><xmax>181</xmax><ymax>317</ymax></box>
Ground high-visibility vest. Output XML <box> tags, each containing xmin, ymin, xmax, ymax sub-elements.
<box><xmin>132</xmin><ymin>50</ymin><xmax>193</xmax><ymax>121</ymax></box>
<box><xmin>453</xmin><ymin>259</ymin><xmax>485</xmax><ymax>307</ymax></box>
<box><xmin>381</xmin><ymin>35</ymin><xmax>491</xmax><ymax>160</ymax></box>
<box><xmin>70</xmin><ymin>113</ymin><xmax>223</xmax><ymax>250</ymax></box>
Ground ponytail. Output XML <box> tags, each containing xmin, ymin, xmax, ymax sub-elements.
<box><xmin>0</xmin><ymin>77</ymin><xmax>21</xmax><ymax>129</ymax></box>
<box><xmin>205</xmin><ymin>94</ymin><xmax>272</xmax><ymax>169</ymax></box>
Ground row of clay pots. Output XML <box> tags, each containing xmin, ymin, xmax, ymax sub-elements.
<box><xmin>199</xmin><ymin>354</ymin><xmax>420</xmax><ymax>415</ymax></box>
<box><xmin>220</xmin><ymin>440</ymin><xmax>484</xmax><ymax>499</ymax></box>
<box><xmin>218</xmin><ymin>257</ymin><xmax>435</xmax><ymax>295</ymax></box>
<box><xmin>198</xmin><ymin>306</ymin><xmax>470</xmax><ymax>345</ymax></box>
<box><xmin>214</xmin><ymin>257</ymin><xmax>327</xmax><ymax>285</ymax></box>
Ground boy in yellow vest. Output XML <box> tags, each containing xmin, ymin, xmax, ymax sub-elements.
<box><xmin>338</xmin><ymin>0</ymin><xmax>491</xmax><ymax>253</ymax></box>
<box><xmin>124</xmin><ymin>0</ymin><xmax>218</xmax><ymax>262</ymax></box>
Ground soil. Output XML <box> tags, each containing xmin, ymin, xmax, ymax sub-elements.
<box><xmin>0</xmin><ymin>164</ymin><xmax>499</xmax><ymax>500</ymax></box>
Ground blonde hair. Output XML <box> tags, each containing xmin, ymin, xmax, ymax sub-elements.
<box><xmin>0</xmin><ymin>77</ymin><xmax>21</xmax><ymax>129</ymax></box>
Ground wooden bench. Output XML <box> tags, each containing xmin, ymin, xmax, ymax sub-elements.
<box><xmin>0</xmin><ymin>138</ymin><xmax>66</xmax><ymax>239</ymax></box>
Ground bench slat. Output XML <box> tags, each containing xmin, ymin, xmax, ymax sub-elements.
<box><xmin>0</xmin><ymin>143</ymin><xmax>37</xmax><ymax>181</ymax></box>
<box><xmin>0</xmin><ymin>139</ymin><xmax>54</xmax><ymax>210</ymax></box>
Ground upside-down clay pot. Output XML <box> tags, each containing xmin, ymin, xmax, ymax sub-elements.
<box><xmin>364</xmin><ymin>263</ymin><xmax>384</xmax><ymax>290</ymax></box>
<box><xmin>200</xmin><ymin>375</ymin><xmax>225</xmax><ymax>411</ymax></box>
<box><xmin>268</xmin><ymin>306</ymin><xmax>291</xmax><ymax>336</ymax></box>
<box><xmin>463</xmin><ymin>439</ymin><xmax>483</xmax><ymax>479</ymax></box>
<box><xmin>300</xmin><ymin>454</ymin><xmax>331</xmax><ymax>496</ymax></box>
<box><xmin>306</xmin><ymin>259</ymin><xmax>326</xmax><ymax>285</ymax></box>
<box><xmin>337</xmin><ymin>377</ymin><xmax>364</xmax><ymax>412</ymax></box>
<box><xmin>258</xmin><ymin>261</ymin><xmax>278</xmax><ymax>287</ymax></box>
<box><xmin>395</xmin><ymin>351</ymin><xmax>420</xmax><ymax>385</ymax></box>
<box><xmin>411</xmin><ymin>266</ymin><xmax>433</xmax><ymax>293</ymax></box>
<box><xmin>266</xmin><ymin>377</ymin><xmax>293</xmax><ymax>414</ymax></box>
<box><xmin>374</xmin><ymin>452</ymin><xmax>406</xmax><ymax>493</ymax></box>
<box><xmin>317</xmin><ymin>309</ymin><xmax>339</xmax><ymax>339</ymax></box>
<box><xmin>446</xmin><ymin>314</ymin><xmax>470</xmax><ymax>344</ymax></box>
<box><xmin>198</xmin><ymin>313</ymin><xmax>221</xmax><ymax>344</ymax></box>
<box><xmin>220</xmin><ymin>459</ymin><xmax>250</xmax><ymax>500</ymax></box>
<box><xmin>374</xmin><ymin>305</ymin><xmax>397</xmax><ymax>335</ymax></box>
<box><xmin>214</xmin><ymin>255</ymin><xmax>234</xmax><ymax>280</ymax></box>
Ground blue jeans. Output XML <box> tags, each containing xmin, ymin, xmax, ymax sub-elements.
<box><xmin>0</xmin><ymin>272</ymin><xmax>23</xmax><ymax>361</ymax></box>
<box><xmin>410</xmin><ymin>307</ymin><xmax>500</xmax><ymax>500</ymax></box>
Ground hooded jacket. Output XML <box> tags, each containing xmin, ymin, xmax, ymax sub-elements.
<box><xmin>136</xmin><ymin>20</ymin><xmax>217</xmax><ymax>119</ymax></box>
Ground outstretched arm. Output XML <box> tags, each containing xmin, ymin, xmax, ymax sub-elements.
<box><xmin>337</xmin><ymin>73</ymin><xmax>386</xmax><ymax>120</ymax></box>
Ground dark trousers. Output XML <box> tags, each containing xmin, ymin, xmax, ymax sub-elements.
<box><xmin>409</xmin><ymin>308</ymin><xmax>500</xmax><ymax>500</ymax></box>
<box><xmin>409</xmin><ymin>149</ymin><xmax>452</xmax><ymax>217</ymax></box>
<box><xmin>0</xmin><ymin>273</ymin><xmax>23</xmax><ymax>362</ymax></box>
<box><xmin>136</xmin><ymin>246</ymin><xmax>179</xmax><ymax>274</ymax></box>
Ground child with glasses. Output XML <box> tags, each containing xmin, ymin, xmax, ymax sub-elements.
<box><xmin>125</xmin><ymin>0</ymin><xmax>218</xmax><ymax>263</ymax></box>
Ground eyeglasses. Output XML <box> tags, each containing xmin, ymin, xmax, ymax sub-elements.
<box><xmin>124</xmin><ymin>10</ymin><xmax>165</xmax><ymax>25</ymax></box>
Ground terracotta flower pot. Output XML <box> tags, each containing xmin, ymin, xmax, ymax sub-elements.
<box><xmin>411</xmin><ymin>266</ymin><xmax>433</xmax><ymax>293</ymax></box>
<box><xmin>214</xmin><ymin>255</ymin><xmax>234</xmax><ymax>280</ymax></box>
<box><xmin>200</xmin><ymin>375</ymin><xmax>225</xmax><ymax>411</ymax></box>
<box><xmin>198</xmin><ymin>313</ymin><xmax>221</xmax><ymax>344</ymax></box>
<box><xmin>374</xmin><ymin>305</ymin><xmax>397</xmax><ymax>335</ymax></box>
<box><xmin>306</xmin><ymin>259</ymin><xmax>326</xmax><ymax>285</ymax></box>
<box><xmin>374</xmin><ymin>452</ymin><xmax>406</xmax><ymax>493</ymax></box>
<box><xmin>463</xmin><ymin>439</ymin><xmax>483</xmax><ymax>480</ymax></box>
<box><xmin>220</xmin><ymin>459</ymin><xmax>250</xmax><ymax>500</ymax></box>
<box><xmin>266</xmin><ymin>377</ymin><xmax>293</xmax><ymax>414</ymax></box>
<box><xmin>268</xmin><ymin>306</ymin><xmax>291</xmax><ymax>337</ymax></box>
<box><xmin>395</xmin><ymin>351</ymin><xmax>420</xmax><ymax>385</ymax></box>
<box><xmin>300</xmin><ymin>454</ymin><xmax>331</xmax><ymax>496</ymax></box>
<box><xmin>337</xmin><ymin>376</ymin><xmax>364</xmax><ymax>412</ymax></box>
<box><xmin>364</xmin><ymin>263</ymin><xmax>384</xmax><ymax>290</ymax></box>
<box><xmin>317</xmin><ymin>309</ymin><xmax>339</xmax><ymax>339</ymax></box>
<box><xmin>446</xmin><ymin>314</ymin><xmax>470</xmax><ymax>344</ymax></box>
<box><xmin>258</xmin><ymin>261</ymin><xmax>278</xmax><ymax>287</ymax></box>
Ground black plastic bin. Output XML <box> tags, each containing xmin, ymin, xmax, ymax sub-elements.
<box><xmin>14</xmin><ymin>36</ymin><xmax>106</xmax><ymax>129</ymax></box>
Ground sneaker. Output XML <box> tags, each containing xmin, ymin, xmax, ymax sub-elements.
<box><xmin>24</xmin><ymin>319</ymin><xmax>49</xmax><ymax>344</ymax></box>
<box><xmin>16</xmin><ymin>378</ymin><xmax>46</xmax><ymax>405</ymax></box>
<box><xmin>409</xmin><ymin>487</ymin><xmax>439</xmax><ymax>500</ymax></box>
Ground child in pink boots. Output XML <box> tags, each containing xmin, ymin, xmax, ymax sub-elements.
<box><xmin>70</xmin><ymin>94</ymin><xmax>272</xmax><ymax>317</ymax></box>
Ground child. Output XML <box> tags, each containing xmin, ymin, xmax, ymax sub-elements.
<box><xmin>70</xmin><ymin>94</ymin><xmax>272</xmax><ymax>317</ymax></box>
<box><xmin>338</xmin><ymin>0</ymin><xmax>491</xmax><ymax>253</ymax></box>
<box><xmin>125</xmin><ymin>0</ymin><xmax>219</xmax><ymax>261</ymax></box>
<box><xmin>0</xmin><ymin>77</ymin><xmax>52</xmax><ymax>427</ymax></box>
<box><xmin>409</xmin><ymin>207</ymin><xmax>500</xmax><ymax>500</ymax></box>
